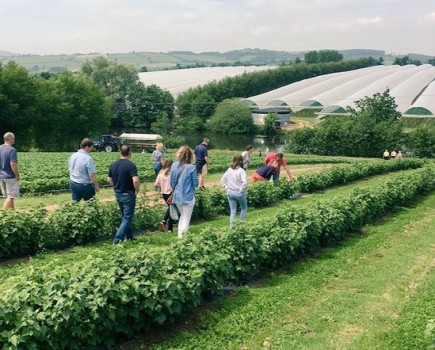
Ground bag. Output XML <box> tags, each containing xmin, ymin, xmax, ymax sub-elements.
<box><xmin>166</xmin><ymin>191</ymin><xmax>173</xmax><ymax>204</ymax></box>
<box><xmin>169</xmin><ymin>204</ymin><xmax>180</xmax><ymax>220</ymax></box>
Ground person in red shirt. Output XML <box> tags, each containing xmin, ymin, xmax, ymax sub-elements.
<box><xmin>264</xmin><ymin>152</ymin><xmax>294</xmax><ymax>183</ymax></box>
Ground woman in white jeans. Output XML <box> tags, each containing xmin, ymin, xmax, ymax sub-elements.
<box><xmin>169</xmin><ymin>145</ymin><xmax>198</xmax><ymax>238</ymax></box>
<box><xmin>220</xmin><ymin>154</ymin><xmax>248</xmax><ymax>228</ymax></box>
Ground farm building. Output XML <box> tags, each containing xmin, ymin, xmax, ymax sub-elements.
<box><xmin>251</xmin><ymin>108</ymin><xmax>291</xmax><ymax>126</ymax></box>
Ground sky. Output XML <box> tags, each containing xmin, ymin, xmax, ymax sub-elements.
<box><xmin>1</xmin><ymin>0</ymin><xmax>435</xmax><ymax>56</ymax></box>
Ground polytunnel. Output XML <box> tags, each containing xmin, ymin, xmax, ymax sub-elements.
<box><xmin>402</xmin><ymin>80</ymin><xmax>435</xmax><ymax>118</ymax></box>
<box><xmin>316</xmin><ymin>65</ymin><xmax>420</xmax><ymax>117</ymax></box>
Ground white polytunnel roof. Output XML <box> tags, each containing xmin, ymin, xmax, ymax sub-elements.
<box><xmin>299</xmin><ymin>65</ymin><xmax>400</xmax><ymax>110</ymax></box>
<box><xmin>317</xmin><ymin>65</ymin><xmax>435</xmax><ymax>116</ymax></box>
<box><xmin>138</xmin><ymin>66</ymin><xmax>276</xmax><ymax>97</ymax></box>
<box><xmin>402</xmin><ymin>79</ymin><xmax>435</xmax><ymax>117</ymax></box>
<box><xmin>242</xmin><ymin>71</ymin><xmax>346</xmax><ymax>109</ymax></box>
<box><xmin>267</xmin><ymin>65</ymin><xmax>391</xmax><ymax>111</ymax></box>
<box><xmin>389</xmin><ymin>64</ymin><xmax>435</xmax><ymax>112</ymax></box>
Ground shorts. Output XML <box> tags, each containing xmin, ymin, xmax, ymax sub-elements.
<box><xmin>251</xmin><ymin>172</ymin><xmax>265</xmax><ymax>181</ymax></box>
<box><xmin>196</xmin><ymin>161</ymin><xmax>207</xmax><ymax>176</ymax></box>
<box><xmin>0</xmin><ymin>178</ymin><xmax>20</xmax><ymax>198</ymax></box>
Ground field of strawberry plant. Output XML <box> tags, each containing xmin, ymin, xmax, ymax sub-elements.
<box><xmin>18</xmin><ymin>151</ymin><xmax>353</xmax><ymax>195</ymax></box>
<box><xmin>0</xmin><ymin>154</ymin><xmax>433</xmax><ymax>349</ymax></box>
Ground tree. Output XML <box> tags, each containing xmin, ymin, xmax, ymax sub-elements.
<box><xmin>207</xmin><ymin>99</ymin><xmax>256</xmax><ymax>134</ymax></box>
<box><xmin>304</xmin><ymin>50</ymin><xmax>343</xmax><ymax>64</ymax></box>
<box><xmin>80</xmin><ymin>56</ymin><xmax>173</xmax><ymax>128</ymax></box>
<box><xmin>0</xmin><ymin>61</ymin><xmax>38</xmax><ymax>150</ymax></box>
<box><xmin>408</xmin><ymin>127</ymin><xmax>435</xmax><ymax>157</ymax></box>
<box><xmin>261</xmin><ymin>113</ymin><xmax>279</xmax><ymax>135</ymax></box>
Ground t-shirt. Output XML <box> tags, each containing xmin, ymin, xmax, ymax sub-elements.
<box><xmin>0</xmin><ymin>144</ymin><xmax>18</xmax><ymax>179</ymax></box>
<box><xmin>194</xmin><ymin>143</ymin><xmax>208</xmax><ymax>163</ymax></box>
<box><xmin>265</xmin><ymin>153</ymin><xmax>287</xmax><ymax>174</ymax></box>
<box><xmin>241</xmin><ymin>151</ymin><xmax>250</xmax><ymax>169</ymax></box>
<box><xmin>152</xmin><ymin>150</ymin><xmax>163</xmax><ymax>163</ymax></box>
<box><xmin>255</xmin><ymin>165</ymin><xmax>276</xmax><ymax>180</ymax></box>
<box><xmin>108</xmin><ymin>159</ymin><xmax>138</xmax><ymax>194</ymax></box>
<box><xmin>68</xmin><ymin>149</ymin><xmax>96</xmax><ymax>184</ymax></box>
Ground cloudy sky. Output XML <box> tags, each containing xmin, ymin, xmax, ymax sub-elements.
<box><xmin>1</xmin><ymin>0</ymin><xmax>434</xmax><ymax>56</ymax></box>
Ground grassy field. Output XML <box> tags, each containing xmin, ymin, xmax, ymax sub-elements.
<box><xmin>120</xmin><ymin>190</ymin><xmax>435</xmax><ymax>350</ymax></box>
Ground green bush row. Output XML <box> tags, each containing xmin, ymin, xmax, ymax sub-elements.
<box><xmin>0</xmin><ymin>163</ymin><xmax>433</xmax><ymax>348</ymax></box>
<box><xmin>0</xmin><ymin>158</ymin><xmax>426</xmax><ymax>260</ymax></box>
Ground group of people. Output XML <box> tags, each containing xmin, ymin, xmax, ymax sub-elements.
<box><xmin>0</xmin><ymin>131</ymin><xmax>293</xmax><ymax>241</ymax></box>
<box><xmin>383</xmin><ymin>149</ymin><xmax>403</xmax><ymax>160</ymax></box>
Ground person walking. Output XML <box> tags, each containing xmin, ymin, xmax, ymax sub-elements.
<box><xmin>220</xmin><ymin>154</ymin><xmax>248</xmax><ymax>228</ymax></box>
<box><xmin>170</xmin><ymin>145</ymin><xmax>198</xmax><ymax>238</ymax></box>
<box><xmin>241</xmin><ymin>145</ymin><xmax>254</xmax><ymax>170</ymax></box>
<box><xmin>0</xmin><ymin>132</ymin><xmax>20</xmax><ymax>210</ymax></box>
<box><xmin>194</xmin><ymin>137</ymin><xmax>210</xmax><ymax>189</ymax></box>
<box><xmin>151</xmin><ymin>142</ymin><xmax>165</xmax><ymax>177</ymax></box>
<box><xmin>383</xmin><ymin>149</ymin><xmax>390</xmax><ymax>160</ymax></box>
<box><xmin>155</xmin><ymin>159</ymin><xmax>174</xmax><ymax>232</ymax></box>
<box><xmin>68</xmin><ymin>138</ymin><xmax>100</xmax><ymax>201</ymax></box>
<box><xmin>107</xmin><ymin>145</ymin><xmax>140</xmax><ymax>244</ymax></box>
<box><xmin>264</xmin><ymin>152</ymin><xmax>294</xmax><ymax>183</ymax></box>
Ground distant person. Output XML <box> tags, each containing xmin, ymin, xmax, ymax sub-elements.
<box><xmin>264</xmin><ymin>152</ymin><xmax>294</xmax><ymax>183</ymax></box>
<box><xmin>396</xmin><ymin>150</ymin><xmax>403</xmax><ymax>159</ymax></box>
<box><xmin>383</xmin><ymin>149</ymin><xmax>390</xmax><ymax>160</ymax></box>
<box><xmin>251</xmin><ymin>161</ymin><xmax>278</xmax><ymax>182</ymax></box>
<box><xmin>155</xmin><ymin>159</ymin><xmax>174</xmax><ymax>232</ymax></box>
<box><xmin>0</xmin><ymin>132</ymin><xmax>20</xmax><ymax>210</ymax></box>
<box><xmin>68</xmin><ymin>138</ymin><xmax>100</xmax><ymax>201</ymax></box>
<box><xmin>391</xmin><ymin>150</ymin><xmax>397</xmax><ymax>158</ymax></box>
<box><xmin>151</xmin><ymin>142</ymin><xmax>165</xmax><ymax>177</ymax></box>
<box><xmin>107</xmin><ymin>145</ymin><xmax>140</xmax><ymax>244</ymax></box>
<box><xmin>265</xmin><ymin>147</ymin><xmax>270</xmax><ymax>156</ymax></box>
<box><xmin>220</xmin><ymin>154</ymin><xmax>248</xmax><ymax>228</ymax></box>
<box><xmin>194</xmin><ymin>137</ymin><xmax>210</xmax><ymax>189</ymax></box>
<box><xmin>170</xmin><ymin>145</ymin><xmax>198</xmax><ymax>238</ymax></box>
<box><xmin>241</xmin><ymin>145</ymin><xmax>254</xmax><ymax>170</ymax></box>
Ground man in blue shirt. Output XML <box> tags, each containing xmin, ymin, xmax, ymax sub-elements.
<box><xmin>68</xmin><ymin>138</ymin><xmax>100</xmax><ymax>201</ymax></box>
<box><xmin>194</xmin><ymin>137</ymin><xmax>210</xmax><ymax>189</ymax></box>
<box><xmin>0</xmin><ymin>132</ymin><xmax>20</xmax><ymax>210</ymax></box>
<box><xmin>107</xmin><ymin>145</ymin><xmax>140</xmax><ymax>244</ymax></box>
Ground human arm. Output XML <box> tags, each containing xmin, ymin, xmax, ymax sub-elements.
<box><xmin>205</xmin><ymin>155</ymin><xmax>210</xmax><ymax>169</ymax></box>
<box><xmin>133</xmin><ymin>176</ymin><xmax>140</xmax><ymax>196</ymax></box>
<box><xmin>283</xmin><ymin>166</ymin><xmax>295</xmax><ymax>180</ymax></box>
<box><xmin>106</xmin><ymin>176</ymin><xmax>114</xmax><ymax>187</ymax></box>
<box><xmin>90</xmin><ymin>173</ymin><xmax>100</xmax><ymax>192</ymax></box>
<box><xmin>10</xmin><ymin>161</ymin><xmax>20</xmax><ymax>181</ymax></box>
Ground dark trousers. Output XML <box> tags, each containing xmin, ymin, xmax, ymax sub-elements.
<box><xmin>162</xmin><ymin>193</ymin><xmax>174</xmax><ymax>231</ymax></box>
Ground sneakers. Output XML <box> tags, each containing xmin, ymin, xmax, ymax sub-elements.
<box><xmin>159</xmin><ymin>221</ymin><xmax>167</xmax><ymax>232</ymax></box>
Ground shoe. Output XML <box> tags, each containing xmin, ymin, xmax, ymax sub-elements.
<box><xmin>113</xmin><ymin>239</ymin><xmax>120</xmax><ymax>245</ymax></box>
<box><xmin>159</xmin><ymin>221</ymin><xmax>167</xmax><ymax>232</ymax></box>
<box><xmin>200</xmin><ymin>186</ymin><xmax>206</xmax><ymax>190</ymax></box>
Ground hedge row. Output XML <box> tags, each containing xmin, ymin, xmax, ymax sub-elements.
<box><xmin>0</xmin><ymin>163</ymin><xmax>433</xmax><ymax>348</ymax></box>
<box><xmin>0</xmin><ymin>158</ymin><xmax>427</xmax><ymax>260</ymax></box>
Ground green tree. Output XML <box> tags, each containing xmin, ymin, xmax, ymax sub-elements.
<box><xmin>80</xmin><ymin>56</ymin><xmax>173</xmax><ymax>128</ymax></box>
<box><xmin>408</xmin><ymin>127</ymin><xmax>435</xmax><ymax>157</ymax></box>
<box><xmin>207</xmin><ymin>99</ymin><xmax>256</xmax><ymax>134</ymax></box>
<box><xmin>261</xmin><ymin>113</ymin><xmax>280</xmax><ymax>135</ymax></box>
<box><xmin>0</xmin><ymin>61</ymin><xmax>38</xmax><ymax>150</ymax></box>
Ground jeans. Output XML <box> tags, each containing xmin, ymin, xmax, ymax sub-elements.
<box><xmin>153</xmin><ymin>162</ymin><xmax>163</xmax><ymax>177</ymax></box>
<box><xmin>227</xmin><ymin>190</ymin><xmax>247</xmax><ymax>228</ymax></box>
<box><xmin>272</xmin><ymin>172</ymin><xmax>280</xmax><ymax>183</ymax></box>
<box><xmin>113</xmin><ymin>193</ymin><xmax>136</xmax><ymax>243</ymax></box>
<box><xmin>175</xmin><ymin>198</ymin><xmax>195</xmax><ymax>238</ymax></box>
<box><xmin>70</xmin><ymin>181</ymin><xmax>95</xmax><ymax>202</ymax></box>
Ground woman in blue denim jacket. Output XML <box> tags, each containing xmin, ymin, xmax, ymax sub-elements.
<box><xmin>170</xmin><ymin>145</ymin><xmax>198</xmax><ymax>238</ymax></box>
<box><xmin>220</xmin><ymin>154</ymin><xmax>248</xmax><ymax>228</ymax></box>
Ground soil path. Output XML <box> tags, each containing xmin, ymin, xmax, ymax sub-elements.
<box><xmin>42</xmin><ymin>166</ymin><xmax>327</xmax><ymax>212</ymax></box>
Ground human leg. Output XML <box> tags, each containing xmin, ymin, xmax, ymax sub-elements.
<box><xmin>70</xmin><ymin>181</ymin><xmax>95</xmax><ymax>201</ymax></box>
<box><xmin>272</xmin><ymin>172</ymin><xmax>280</xmax><ymax>183</ymax></box>
<box><xmin>1</xmin><ymin>179</ymin><xmax>19</xmax><ymax>210</ymax></box>
<box><xmin>113</xmin><ymin>194</ymin><xmax>136</xmax><ymax>243</ymax></box>
<box><xmin>176</xmin><ymin>199</ymin><xmax>195</xmax><ymax>238</ymax></box>
<box><xmin>226</xmin><ymin>190</ymin><xmax>238</xmax><ymax>228</ymax></box>
<box><xmin>239</xmin><ymin>191</ymin><xmax>248</xmax><ymax>222</ymax></box>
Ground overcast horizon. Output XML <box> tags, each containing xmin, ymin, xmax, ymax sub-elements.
<box><xmin>1</xmin><ymin>0</ymin><xmax>434</xmax><ymax>57</ymax></box>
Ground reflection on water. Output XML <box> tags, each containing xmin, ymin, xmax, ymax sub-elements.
<box><xmin>180</xmin><ymin>132</ymin><xmax>287</xmax><ymax>152</ymax></box>
<box><xmin>109</xmin><ymin>129</ymin><xmax>287</xmax><ymax>152</ymax></box>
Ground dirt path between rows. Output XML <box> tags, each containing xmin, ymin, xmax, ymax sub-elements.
<box><xmin>42</xmin><ymin>166</ymin><xmax>328</xmax><ymax>212</ymax></box>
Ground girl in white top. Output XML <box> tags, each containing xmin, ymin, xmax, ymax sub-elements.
<box><xmin>241</xmin><ymin>144</ymin><xmax>254</xmax><ymax>170</ymax></box>
<box><xmin>220</xmin><ymin>154</ymin><xmax>248</xmax><ymax>228</ymax></box>
<box><xmin>155</xmin><ymin>159</ymin><xmax>173</xmax><ymax>232</ymax></box>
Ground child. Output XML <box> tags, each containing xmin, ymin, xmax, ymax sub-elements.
<box><xmin>155</xmin><ymin>159</ymin><xmax>174</xmax><ymax>232</ymax></box>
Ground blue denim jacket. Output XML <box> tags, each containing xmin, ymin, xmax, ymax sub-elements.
<box><xmin>170</xmin><ymin>162</ymin><xmax>198</xmax><ymax>204</ymax></box>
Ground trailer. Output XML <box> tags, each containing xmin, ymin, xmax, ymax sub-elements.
<box><xmin>93</xmin><ymin>133</ymin><xmax>163</xmax><ymax>152</ymax></box>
